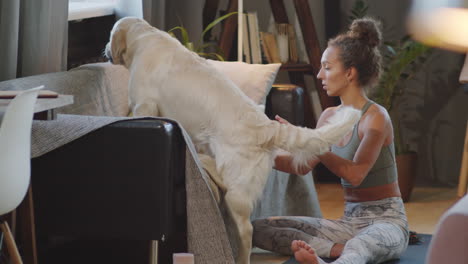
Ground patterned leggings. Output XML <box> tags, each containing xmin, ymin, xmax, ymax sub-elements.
<box><xmin>252</xmin><ymin>197</ymin><xmax>409</xmax><ymax>264</ymax></box>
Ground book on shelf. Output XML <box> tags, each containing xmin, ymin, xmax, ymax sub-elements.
<box><xmin>260</xmin><ymin>32</ymin><xmax>281</xmax><ymax>64</ymax></box>
<box><xmin>288</xmin><ymin>24</ymin><xmax>299</xmax><ymax>63</ymax></box>
<box><xmin>259</xmin><ymin>32</ymin><xmax>272</xmax><ymax>64</ymax></box>
<box><xmin>242</xmin><ymin>13</ymin><xmax>251</xmax><ymax>63</ymax></box>
<box><xmin>292</xmin><ymin>16</ymin><xmax>309</xmax><ymax>64</ymax></box>
<box><xmin>240</xmin><ymin>11</ymin><xmax>262</xmax><ymax>64</ymax></box>
<box><xmin>240</xmin><ymin>15</ymin><xmax>301</xmax><ymax>65</ymax></box>
<box><xmin>247</xmin><ymin>12</ymin><xmax>262</xmax><ymax>64</ymax></box>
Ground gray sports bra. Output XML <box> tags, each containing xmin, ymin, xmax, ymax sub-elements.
<box><xmin>331</xmin><ymin>101</ymin><xmax>398</xmax><ymax>189</ymax></box>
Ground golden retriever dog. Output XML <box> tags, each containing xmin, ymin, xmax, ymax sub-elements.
<box><xmin>105</xmin><ymin>17</ymin><xmax>360</xmax><ymax>264</ymax></box>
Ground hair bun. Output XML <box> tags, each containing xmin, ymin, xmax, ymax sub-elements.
<box><xmin>348</xmin><ymin>17</ymin><xmax>382</xmax><ymax>48</ymax></box>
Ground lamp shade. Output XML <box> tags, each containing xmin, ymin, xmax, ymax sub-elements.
<box><xmin>407</xmin><ymin>0</ymin><xmax>468</xmax><ymax>53</ymax></box>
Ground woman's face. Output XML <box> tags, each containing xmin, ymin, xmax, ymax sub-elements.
<box><xmin>316</xmin><ymin>46</ymin><xmax>350</xmax><ymax>97</ymax></box>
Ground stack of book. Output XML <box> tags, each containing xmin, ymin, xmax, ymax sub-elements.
<box><xmin>241</xmin><ymin>12</ymin><xmax>299</xmax><ymax>65</ymax></box>
<box><xmin>260</xmin><ymin>32</ymin><xmax>281</xmax><ymax>63</ymax></box>
<box><xmin>242</xmin><ymin>12</ymin><xmax>262</xmax><ymax>64</ymax></box>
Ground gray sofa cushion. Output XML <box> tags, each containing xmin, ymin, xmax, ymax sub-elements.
<box><xmin>0</xmin><ymin>62</ymin><xmax>130</xmax><ymax>117</ymax></box>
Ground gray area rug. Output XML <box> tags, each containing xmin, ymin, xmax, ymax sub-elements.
<box><xmin>284</xmin><ymin>234</ymin><xmax>432</xmax><ymax>264</ymax></box>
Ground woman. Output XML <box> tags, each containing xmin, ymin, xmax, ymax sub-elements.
<box><xmin>252</xmin><ymin>17</ymin><xmax>409</xmax><ymax>264</ymax></box>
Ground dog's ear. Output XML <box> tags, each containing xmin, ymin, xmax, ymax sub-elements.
<box><xmin>111</xmin><ymin>28</ymin><xmax>127</xmax><ymax>65</ymax></box>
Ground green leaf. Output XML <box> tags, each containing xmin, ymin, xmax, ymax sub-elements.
<box><xmin>201</xmin><ymin>11</ymin><xmax>237</xmax><ymax>40</ymax></box>
<box><xmin>195</xmin><ymin>42</ymin><xmax>220</xmax><ymax>53</ymax></box>
<box><xmin>168</xmin><ymin>11</ymin><xmax>236</xmax><ymax>59</ymax></box>
<box><xmin>186</xmin><ymin>42</ymin><xmax>195</xmax><ymax>51</ymax></box>
<box><xmin>349</xmin><ymin>0</ymin><xmax>368</xmax><ymax>21</ymax></box>
<box><xmin>168</xmin><ymin>26</ymin><xmax>190</xmax><ymax>46</ymax></box>
<box><xmin>400</xmin><ymin>72</ymin><xmax>410</xmax><ymax>80</ymax></box>
<box><xmin>385</xmin><ymin>45</ymin><xmax>397</xmax><ymax>56</ymax></box>
<box><xmin>198</xmin><ymin>52</ymin><xmax>225</xmax><ymax>61</ymax></box>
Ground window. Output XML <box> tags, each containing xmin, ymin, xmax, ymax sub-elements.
<box><xmin>68</xmin><ymin>0</ymin><xmax>117</xmax><ymax>21</ymax></box>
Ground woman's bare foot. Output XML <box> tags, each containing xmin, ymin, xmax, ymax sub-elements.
<box><xmin>291</xmin><ymin>240</ymin><xmax>320</xmax><ymax>264</ymax></box>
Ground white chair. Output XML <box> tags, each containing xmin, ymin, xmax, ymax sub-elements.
<box><xmin>0</xmin><ymin>86</ymin><xmax>42</xmax><ymax>264</ymax></box>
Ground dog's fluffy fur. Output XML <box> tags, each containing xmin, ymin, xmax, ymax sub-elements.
<box><xmin>105</xmin><ymin>17</ymin><xmax>361</xmax><ymax>264</ymax></box>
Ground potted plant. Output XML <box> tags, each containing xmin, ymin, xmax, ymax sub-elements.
<box><xmin>350</xmin><ymin>0</ymin><xmax>432</xmax><ymax>201</ymax></box>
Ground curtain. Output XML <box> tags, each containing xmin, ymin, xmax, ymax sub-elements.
<box><xmin>142</xmin><ymin>0</ymin><xmax>166</xmax><ymax>29</ymax></box>
<box><xmin>115</xmin><ymin>0</ymin><xmax>167</xmax><ymax>29</ymax></box>
<box><xmin>115</xmin><ymin>0</ymin><xmax>203</xmax><ymax>41</ymax></box>
<box><xmin>0</xmin><ymin>0</ymin><xmax>68</xmax><ymax>81</ymax></box>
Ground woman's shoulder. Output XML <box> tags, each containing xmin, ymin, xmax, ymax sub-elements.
<box><xmin>362</xmin><ymin>102</ymin><xmax>392</xmax><ymax>132</ymax></box>
<box><xmin>368</xmin><ymin>102</ymin><xmax>390</xmax><ymax>119</ymax></box>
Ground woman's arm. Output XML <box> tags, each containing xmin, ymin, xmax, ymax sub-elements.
<box><xmin>318</xmin><ymin>108</ymin><xmax>391</xmax><ymax>186</ymax></box>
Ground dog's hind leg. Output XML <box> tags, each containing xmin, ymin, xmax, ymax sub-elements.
<box><xmin>224</xmin><ymin>189</ymin><xmax>254</xmax><ymax>264</ymax></box>
<box><xmin>221</xmin><ymin>151</ymin><xmax>273</xmax><ymax>264</ymax></box>
<box><xmin>132</xmin><ymin>100</ymin><xmax>159</xmax><ymax>116</ymax></box>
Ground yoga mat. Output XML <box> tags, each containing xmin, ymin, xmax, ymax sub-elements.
<box><xmin>284</xmin><ymin>234</ymin><xmax>432</xmax><ymax>264</ymax></box>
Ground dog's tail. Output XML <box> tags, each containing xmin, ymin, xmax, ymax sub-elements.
<box><xmin>270</xmin><ymin>106</ymin><xmax>361</xmax><ymax>170</ymax></box>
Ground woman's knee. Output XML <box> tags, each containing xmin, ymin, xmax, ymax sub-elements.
<box><xmin>252</xmin><ymin>218</ymin><xmax>269</xmax><ymax>231</ymax></box>
<box><xmin>252</xmin><ymin>216</ymin><xmax>293</xmax><ymax>229</ymax></box>
<box><xmin>252</xmin><ymin>218</ymin><xmax>274</xmax><ymax>240</ymax></box>
<box><xmin>343</xmin><ymin>222</ymin><xmax>408</xmax><ymax>261</ymax></box>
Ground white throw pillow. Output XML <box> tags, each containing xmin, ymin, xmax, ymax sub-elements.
<box><xmin>207</xmin><ymin>60</ymin><xmax>281</xmax><ymax>105</ymax></box>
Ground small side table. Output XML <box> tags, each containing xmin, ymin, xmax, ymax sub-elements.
<box><xmin>0</xmin><ymin>95</ymin><xmax>73</xmax><ymax>121</ymax></box>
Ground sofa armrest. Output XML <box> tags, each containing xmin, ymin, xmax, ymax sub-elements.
<box><xmin>265</xmin><ymin>84</ymin><xmax>305</xmax><ymax>127</ymax></box>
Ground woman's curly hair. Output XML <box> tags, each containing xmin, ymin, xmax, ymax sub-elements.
<box><xmin>328</xmin><ymin>17</ymin><xmax>383</xmax><ymax>89</ymax></box>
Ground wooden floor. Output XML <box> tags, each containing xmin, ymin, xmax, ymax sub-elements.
<box><xmin>251</xmin><ymin>183</ymin><xmax>459</xmax><ymax>264</ymax></box>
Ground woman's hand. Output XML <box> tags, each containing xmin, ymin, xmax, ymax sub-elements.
<box><xmin>275</xmin><ymin>115</ymin><xmax>291</xmax><ymax>125</ymax></box>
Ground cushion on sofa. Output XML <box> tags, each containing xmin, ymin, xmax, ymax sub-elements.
<box><xmin>207</xmin><ymin>60</ymin><xmax>281</xmax><ymax>105</ymax></box>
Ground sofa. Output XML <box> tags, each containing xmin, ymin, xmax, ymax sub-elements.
<box><xmin>0</xmin><ymin>62</ymin><xmax>322</xmax><ymax>263</ymax></box>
